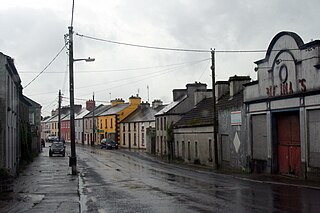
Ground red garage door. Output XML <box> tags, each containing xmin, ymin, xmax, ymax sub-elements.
<box><xmin>277</xmin><ymin>113</ymin><xmax>301</xmax><ymax>176</ymax></box>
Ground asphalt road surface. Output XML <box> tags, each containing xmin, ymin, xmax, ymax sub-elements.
<box><xmin>77</xmin><ymin>145</ymin><xmax>320</xmax><ymax>213</ymax></box>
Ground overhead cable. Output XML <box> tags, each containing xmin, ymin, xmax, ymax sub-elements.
<box><xmin>76</xmin><ymin>32</ymin><xmax>269</xmax><ymax>53</ymax></box>
<box><xmin>76</xmin><ymin>33</ymin><xmax>211</xmax><ymax>53</ymax></box>
<box><xmin>23</xmin><ymin>44</ymin><xmax>66</xmax><ymax>89</ymax></box>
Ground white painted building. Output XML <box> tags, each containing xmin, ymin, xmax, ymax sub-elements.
<box><xmin>120</xmin><ymin>101</ymin><xmax>164</xmax><ymax>150</ymax></box>
<box><xmin>244</xmin><ymin>31</ymin><xmax>320</xmax><ymax>179</ymax></box>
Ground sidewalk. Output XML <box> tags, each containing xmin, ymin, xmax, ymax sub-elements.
<box><xmin>0</xmin><ymin>146</ymin><xmax>79</xmax><ymax>213</ymax></box>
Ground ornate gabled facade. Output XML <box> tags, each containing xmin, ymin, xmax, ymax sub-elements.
<box><xmin>244</xmin><ymin>31</ymin><xmax>320</xmax><ymax>179</ymax></box>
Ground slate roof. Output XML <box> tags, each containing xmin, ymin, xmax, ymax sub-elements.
<box><xmin>75</xmin><ymin>108</ymin><xmax>90</xmax><ymax>120</ymax></box>
<box><xmin>216</xmin><ymin>91</ymin><xmax>244</xmax><ymax>109</ymax></box>
<box><xmin>84</xmin><ymin>104</ymin><xmax>111</xmax><ymax>118</ymax></box>
<box><xmin>99</xmin><ymin>103</ymin><xmax>130</xmax><ymax>116</ymax></box>
<box><xmin>174</xmin><ymin>92</ymin><xmax>244</xmax><ymax>128</ymax></box>
<box><xmin>155</xmin><ymin>95</ymin><xmax>187</xmax><ymax>116</ymax></box>
<box><xmin>50</xmin><ymin>113</ymin><xmax>68</xmax><ymax>122</ymax></box>
<box><xmin>174</xmin><ymin>98</ymin><xmax>214</xmax><ymax>128</ymax></box>
<box><xmin>122</xmin><ymin>105</ymin><xmax>166</xmax><ymax>123</ymax></box>
<box><xmin>23</xmin><ymin>95</ymin><xmax>41</xmax><ymax>108</ymax></box>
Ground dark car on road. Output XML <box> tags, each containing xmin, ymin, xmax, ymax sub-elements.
<box><xmin>101</xmin><ymin>139</ymin><xmax>118</xmax><ymax>150</ymax></box>
<box><xmin>46</xmin><ymin>135</ymin><xmax>59</xmax><ymax>143</ymax></box>
<box><xmin>49</xmin><ymin>142</ymin><xmax>66</xmax><ymax>157</ymax></box>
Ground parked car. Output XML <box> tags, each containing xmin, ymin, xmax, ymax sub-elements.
<box><xmin>46</xmin><ymin>135</ymin><xmax>58</xmax><ymax>143</ymax></box>
<box><xmin>101</xmin><ymin>139</ymin><xmax>118</xmax><ymax>150</ymax></box>
<box><xmin>49</xmin><ymin>142</ymin><xmax>66</xmax><ymax>157</ymax></box>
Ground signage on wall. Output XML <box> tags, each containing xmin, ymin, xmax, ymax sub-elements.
<box><xmin>266</xmin><ymin>64</ymin><xmax>307</xmax><ymax>97</ymax></box>
<box><xmin>231</xmin><ymin>111</ymin><xmax>241</xmax><ymax>125</ymax></box>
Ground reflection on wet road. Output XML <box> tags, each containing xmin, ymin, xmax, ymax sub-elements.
<box><xmin>77</xmin><ymin>146</ymin><xmax>320</xmax><ymax>213</ymax></box>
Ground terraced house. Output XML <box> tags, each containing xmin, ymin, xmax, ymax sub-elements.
<box><xmin>98</xmin><ymin>96</ymin><xmax>141</xmax><ymax>144</ymax></box>
<box><xmin>120</xmin><ymin>100</ymin><xmax>165</xmax><ymax>150</ymax></box>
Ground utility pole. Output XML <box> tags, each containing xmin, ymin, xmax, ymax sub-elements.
<box><xmin>68</xmin><ymin>25</ymin><xmax>77</xmax><ymax>175</ymax></box>
<box><xmin>92</xmin><ymin>93</ymin><xmax>95</xmax><ymax>146</ymax></box>
<box><xmin>211</xmin><ymin>49</ymin><xmax>219</xmax><ymax>170</ymax></box>
<box><xmin>58</xmin><ymin>90</ymin><xmax>62</xmax><ymax>141</ymax></box>
<box><xmin>147</xmin><ymin>85</ymin><xmax>150</xmax><ymax>103</ymax></box>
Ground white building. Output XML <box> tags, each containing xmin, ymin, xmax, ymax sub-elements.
<box><xmin>120</xmin><ymin>101</ymin><xmax>164</xmax><ymax>150</ymax></box>
<box><xmin>75</xmin><ymin>108</ymin><xmax>89</xmax><ymax>144</ymax></box>
<box><xmin>244</xmin><ymin>31</ymin><xmax>320</xmax><ymax>179</ymax></box>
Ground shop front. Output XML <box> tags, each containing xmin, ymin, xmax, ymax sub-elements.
<box><xmin>244</xmin><ymin>31</ymin><xmax>320</xmax><ymax>179</ymax></box>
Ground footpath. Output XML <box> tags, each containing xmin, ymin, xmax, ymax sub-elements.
<box><xmin>0</xmin><ymin>145</ymin><xmax>79</xmax><ymax>213</ymax></box>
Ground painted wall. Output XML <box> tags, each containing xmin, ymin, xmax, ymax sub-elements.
<box><xmin>174</xmin><ymin>126</ymin><xmax>214</xmax><ymax>166</ymax></box>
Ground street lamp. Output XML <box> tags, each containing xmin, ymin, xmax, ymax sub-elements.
<box><xmin>68</xmin><ymin>26</ymin><xmax>95</xmax><ymax>175</ymax></box>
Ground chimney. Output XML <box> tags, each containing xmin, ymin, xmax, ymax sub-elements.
<box><xmin>129</xmin><ymin>95</ymin><xmax>141</xmax><ymax>106</ymax></box>
<box><xmin>215</xmin><ymin>81</ymin><xmax>229</xmax><ymax>100</ymax></box>
<box><xmin>172</xmin><ymin>89</ymin><xmax>187</xmax><ymax>101</ymax></box>
<box><xmin>111</xmin><ymin>98</ymin><xmax>125</xmax><ymax>107</ymax></box>
<box><xmin>228</xmin><ymin>75</ymin><xmax>251</xmax><ymax>97</ymax></box>
<box><xmin>186</xmin><ymin>81</ymin><xmax>207</xmax><ymax>96</ymax></box>
<box><xmin>152</xmin><ymin>99</ymin><xmax>163</xmax><ymax>108</ymax></box>
<box><xmin>86</xmin><ymin>99</ymin><xmax>95</xmax><ymax>111</ymax></box>
<box><xmin>140</xmin><ymin>101</ymin><xmax>150</xmax><ymax>109</ymax></box>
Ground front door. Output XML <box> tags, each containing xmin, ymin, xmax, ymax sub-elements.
<box><xmin>277</xmin><ymin>112</ymin><xmax>301</xmax><ymax>176</ymax></box>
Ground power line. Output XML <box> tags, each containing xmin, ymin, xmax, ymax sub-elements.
<box><xmin>76</xmin><ymin>33</ymin><xmax>211</xmax><ymax>53</ymax></box>
<box><xmin>76</xmin><ymin>32</ymin><xmax>270</xmax><ymax>53</ymax></box>
<box><xmin>75</xmin><ymin>58</ymin><xmax>210</xmax><ymax>90</ymax></box>
<box><xmin>18</xmin><ymin>58</ymin><xmax>211</xmax><ymax>73</ymax></box>
<box><xmin>23</xmin><ymin>44</ymin><xmax>66</xmax><ymax>89</ymax></box>
<box><xmin>77</xmin><ymin>58</ymin><xmax>206</xmax><ymax>98</ymax></box>
<box><xmin>26</xmin><ymin>58</ymin><xmax>210</xmax><ymax>96</ymax></box>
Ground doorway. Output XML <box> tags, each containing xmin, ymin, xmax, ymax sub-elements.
<box><xmin>276</xmin><ymin>111</ymin><xmax>301</xmax><ymax>176</ymax></box>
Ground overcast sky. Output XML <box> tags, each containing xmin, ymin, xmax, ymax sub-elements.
<box><xmin>1</xmin><ymin>0</ymin><xmax>319</xmax><ymax>116</ymax></box>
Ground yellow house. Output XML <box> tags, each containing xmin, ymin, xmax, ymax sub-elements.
<box><xmin>97</xmin><ymin>96</ymin><xmax>141</xmax><ymax>143</ymax></box>
<box><xmin>49</xmin><ymin>114</ymin><xmax>59</xmax><ymax>136</ymax></box>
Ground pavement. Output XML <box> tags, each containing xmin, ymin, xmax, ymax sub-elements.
<box><xmin>0</xmin><ymin>145</ymin><xmax>79</xmax><ymax>213</ymax></box>
<box><xmin>1</xmin><ymin>144</ymin><xmax>320</xmax><ymax>212</ymax></box>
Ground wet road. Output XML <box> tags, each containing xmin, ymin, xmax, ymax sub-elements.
<box><xmin>77</xmin><ymin>145</ymin><xmax>320</xmax><ymax>213</ymax></box>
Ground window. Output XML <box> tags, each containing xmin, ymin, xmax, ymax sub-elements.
<box><xmin>177</xmin><ymin>141</ymin><xmax>179</xmax><ymax>157</ymax></box>
<box><xmin>156</xmin><ymin>118</ymin><xmax>159</xmax><ymax>130</ymax></box>
<box><xmin>134</xmin><ymin>133</ymin><xmax>137</xmax><ymax>146</ymax></box>
<box><xmin>128</xmin><ymin>123</ymin><xmax>131</xmax><ymax>131</ymax></box>
<box><xmin>123</xmin><ymin>133</ymin><xmax>126</xmax><ymax>145</ymax></box>
<box><xmin>134</xmin><ymin>123</ymin><xmax>136</xmax><ymax>131</ymax></box>
<box><xmin>105</xmin><ymin>119</ymin><xmax>107</xmax><ymax>128</ymax></box>
<box><xmin>123</xmin><ymin>124</ymin><xmax>125</xmax><ymax>132</ymax></box>
<box><xmin>100</xmin><ymin>120</ymin><xmax>102</xmax><ymax>129</ymax></box>
<box><xmin>160</xmin><ymin>117</ymin><xmax>163</xmax><ymax>130</ymax></box>
<box><xmin>182</xmin><ymin>141</ymin><xmax>185</xmax><ymax>159</ymax></box>
<box><xmin>188</xmin><ymin>141</ymin><xmax>191</xmax><ymax>160</ymax></box>
<box><xmin>209</xmin><ymin>139</ymin><xmax>213</xmax><ymax>160</ymax></box>
<box><xmin>142</xmin><ymin>126</ymin><xmax>144</xmax><ymax>132</ymax></box>
<box><xmin>195</xmin><ymin>142</ymin><xmax>198</xmax><ymax>158</ymax></box>
<box><xmin>156</xmin><ymin>136</ymin><xmax>159</xmax><ymax>152</ymax></box>
<box><xmin>85</xmin><ymin>120</ymin><xmax>88</xmax><ymax>129</ymax></box>
<box><xmin>142</xmin><ymin>133</ymin><xmax>145</xmax><ymax>146</ymax></box>
<box><xmin>111</xmin><ymin>118</ymin><xmax>113</xmax><ymax>128</ymax></box>
<box><xmin>90</xmin><ymin>120</ymin><xmax>92</xmax><ymax>128</ymax></box>
<box><xmin>128</xmin><ymin>133</ymin><xmax>131</xmax><ymax>146</ymax></box>
<box><xmin>164</xmin><ymin>117</ymin><xmax>167</xmax><ymax>130</ymax></box>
